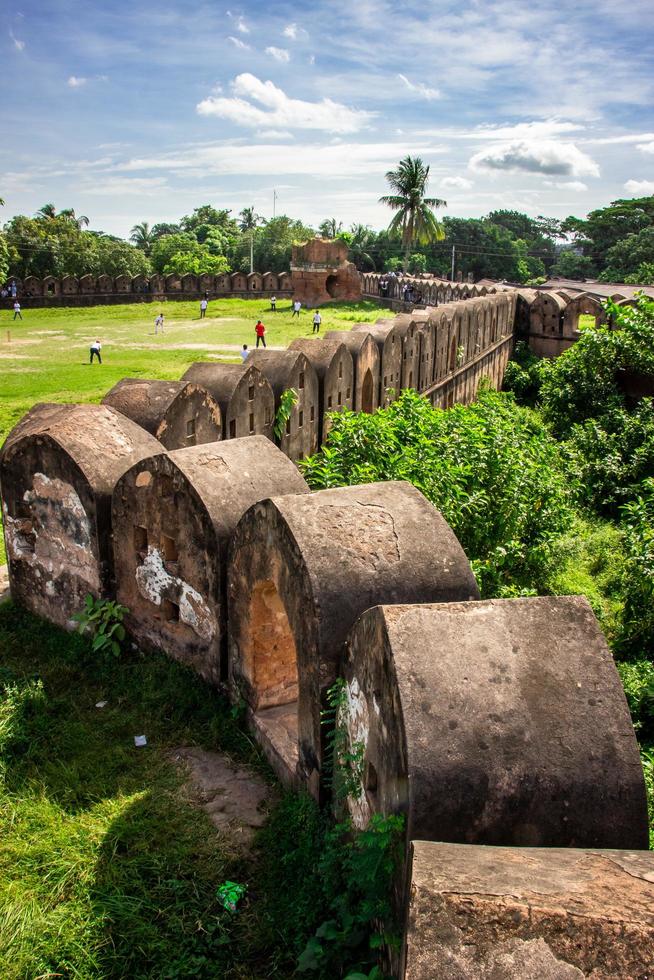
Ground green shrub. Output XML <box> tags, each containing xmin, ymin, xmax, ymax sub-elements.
<box><xmin>502</xmin><ymin>341</ymin><xmax>549</xmax><ymax>406</ymax></box>
<box><xmin>617</xmin><ymin>660</ymin><xmax>654</xmax><ymax>737</ymax></box>
<box><xmin>618</xmin><ymin>479</ymin><xmax>654</xmax><ymax>660</ymax></box>
<box><xmin>301</xmin><ymin>388</ymin><xmax>574</xmax><ymax>596</ymax></box>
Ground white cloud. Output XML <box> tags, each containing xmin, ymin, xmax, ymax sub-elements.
<box><xmin>10</xmin><ymin>30</ymin><xmax>25</xmax><ymax>51</ymax></box>
<box><xmin>418</xmin><ymin>119</ymin><xmax>582</xmax><ymax>141</ymax></box>
<box><xmin>469</xmin><ymin>140</ymin><xmax>599</xmax><ymax>177</ymax></box>
<box><xmin>637</xmin><ymin>141</ymin><xmax>654</xmax><ymax>155</ymax></box>
<box><xmin>81</xmin><ymin>176</ymin><xmax>170</xmax><ymax>196</ymax></box>
<box><xmin>397</xmin><ymin>73</ymin><xmax>440</xmax><ymax>101</ymax></box>
<box><xmin>228</xmin><ymin>36</ymin><xmax>250</xmax><ymax>50</ymax></box>
<box><xmin>67</xmin><ymin>76</ymin><xmax>87</xmax><ymax>88</ymax></box>
<box><xmin>308</xmin><ymin>54</ymin><xmax>315</xmax><ymax>65</ymax></box>
<box><xmin>441</xmin><ymin>176</ymin><xmax>473</xmax><ymax>190</ymax></box>
<box><xmin>196</xmin><ymin>73</ymin><xmax>375</xmax><ymax>134</ymax></box>
<box><xmin>226</xmin><ymin>11</ymin><xmax>249</xmax><ymax>34</ymax></box>
<box><xmin>544</xmin><ymin>180</ymin><xmax>588</xmax><ymax>191</ymax></box>
<box><xmin>624</xmin><ymin>179</ymin><xmax>654</xmax><ymax>195</ymax></box>
<box><xmin>283</xmin><ymin>23</ymin><xmax>299</xmax><ymax>39</ymax></box>
<box><xmin>266</xmin><ymin>46</ymin><xmax>290</xmax><ymax>63</ymax></box>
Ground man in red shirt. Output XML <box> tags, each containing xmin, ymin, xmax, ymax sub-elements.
<box><xmin>255</xmin><ymin>320</ymin><xmax>266</xmax><ymax>348</ymax></box>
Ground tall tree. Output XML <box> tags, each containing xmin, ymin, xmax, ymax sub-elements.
<box><xmin>239</xmin><ymin>207</ymin><xmax>265</xmax><ymax>273</ymax></box>
<box><xmin>35</xmin><ymin>204</ymin><xmax>89</xmax><ymax>229</ymax></box>
<box><xmin>379</xmin><ymin>156</ymin><xmax>446</xmax><ymax>268</ymax></box>
<box><xmin>319</xmin><ymin>218</ymin><xmax>343</xmax><ymax>238</ymax></box>
<box><xmin>130</xmin><ymin>221</ymin><xmax>154</xmax><ymax>255</ymax></box>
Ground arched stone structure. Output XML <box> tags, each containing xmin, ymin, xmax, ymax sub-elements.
<box><xmin>149</xmin><ymin>273</ymin><xmax>165</xmax><ymax>294</ymax></box>
<box><xmin>112</xmin><ymin>437</ymin><xmax>308</xmax><ymax>684</ymax></box>
<box><xmin>247</xmin><ymin>272</ymin><xmax>263</xmax><ymax>291</ymax></box>
<box><xmin>215</xmin><ymin>273</ymin><xmax>230</xmax><ymax>294</ymax></box>
<box><xmin>247</xmin><ymin>349</ymin><xmax>319</xmax><ymax>462</ymax></box>
<box><xmin>102</xmin><ymin>378</ymin><xmax>222</xmax><ymax>449</ymax></box>
<box><xmin>182</xmin><ymin>273</ymin><xmax>198</xmax><ymax>294</ymax></box>
<box><xmin>62</xmin><ymin>275</ymin><xmax>79</xmax><ymax>295</ymax></box>
<box><xmin>288</xmin><ymin>339</ymin><xmax>354</xmax><ymax>443</ymax></box>
<box><xmin>263</xmin><ymin>272</ymin><xmax>279</xmax><ymax>291</ymax></box>
<box><xmin>23</xmin><ymin>276</ymin><xmax>42</xmax><ymax>297</ymax></box>
<box><xmin>115</xmin><ymin>274</ymin><xmax>132</xmax><ymax>293</ymax></box>
<box><xmin>325</xmin><ymin>329</ymin><xmax>380</xmax><ymax>414</ymax></box>
<box><xmin>228</xmin><ymin>482</ymin><xmax>480</xmax><ymax>793</ymax></box>
<box><xmin>0</xmin><ymin>403</ymin><xmax>162</xmax><ymax>628</ymax></box>
<box><xmin>181</xmin><ymin>362</ymin><xmax>275</xmax><ymax>442</ymax></box>
<box><xmin>231</xmin><ymin>272</ymin><xmax>247</xmax><ymax>292</ymax></box>
<box><xmin>199</xmin><ymin>273</ymin><xmax>214</xmax><ymax>294</ymax></box>
<box><xmin>165</xmin><ymin>274</ymin><xmax>181</xmax><ymax>292</ymax></box>
<box><xmin>80</xmin><ymin>274</ymin><xmax>96</xmax><ymax>295</ymax></box>
<box><xmin>352</xmin><ymin>321</ymin><xmax>402</xmax><ymax>407</ymax></box>
<box><xmin>341</xmin><ymin>597</ymin><xmax>647</xmax><ymax>849</ymax></box>
<box><xmin>563</xmin><ymin>292</ymin><xmax>607</xmax><ymax>336</ymax></box>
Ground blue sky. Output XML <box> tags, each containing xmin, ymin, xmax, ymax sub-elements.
<box><xmin>3</xmin><ymin>0</ymin><xmax>654</xmax><ymax>237</ymax></box>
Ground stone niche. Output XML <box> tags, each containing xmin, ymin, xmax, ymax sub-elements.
<box><xmin>341</xmin><ymin>597</ymin><xmax>648</xmax><ymax>850</ymax></box>
<box><xmin>352</xmin><ymin>321</ymin><xmax>402</xmax><ymax>407</ymax></box>
<box><xmin>324</xmin><ymin>329</ymin><xmax>380</xmax><ymax>414</ymax></box>
<box><xmin>405</xmin><ymin>841</ymin><xmax>654</xmax><ymax>980</ymax></box>
<box><xmin>112</xmin><ymin>437</ymin><xmax>308</xmax><ymax>683</ymax></box>
<box><xmin>227</xmin><ymin>482</ymin><xmax>480</xmax><ymax>795</ymax></box>
<box><xmin>247</xmin><ymin>350</ymin><xmax>319</xmax><ymax>462</ymax></box>
<box><xmin>0</xmin><ymin>403</ymin><xmax>163</xmax><ymax>628</ymax></box>
<box><xmin>288</xmin><ymin>339</ymin><xmax>354</xmax><ymax>443</ymax></box>
<box><xmin>290</xmin><ymin>238</ymin><xmax>362</xmax><ymax>306</ymax></box>
<box><xmin>181</xmin><ymin>362</ymin><xmax>275</xmax><ymax>442</ymax></box>
<box><xmin>102</xmin><ymin>378</ymin><xmax>222</xmax><ymax>450</ymax></box>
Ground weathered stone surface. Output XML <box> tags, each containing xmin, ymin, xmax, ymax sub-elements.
<box><xmin>405</xmin><ymin>841</ymin><xmax>654</xmax><ymax>980</ymax></box>
<box><xmin>112</xmin><ymin>436</ymin><xmax>308</xmax><ymax>683</ymax></box>
<box><xmin>246</xmin><ymin>350</ymin><xmax>319</xmax><ymax>462</ymax></box>
<box><xmin>228</xmin><ymin>482</ymin><xmax>479</xmax><ymax>793</ymax></box>
<box><xmin>351</xmin><ymin>321</ymin><xmax>402</xmax><ymax>406</ymax></box>
<box><xmin>288</xmin><ymin>339</ymin><xmax>354</xmax><ymax>442</ymax></box>
<box><xmin>0</xmin><ymin>403</ymin><xmax>163</xmax><ymax>628</ymax></box>
<box><xmin>342</xmin><ymin>598</ymin><xmax>647</xmax><ymax>849</ymax></box>
<box><xmin>324</xmin><ymin>329</ymin><xmax>380</xmax><ymax>414</ymax></box>
<box><xmin>290</xmin><ymin>238</ymin><xmax>362</xmax><ymax>306</ymax></box>
<box><xmin>181</xmin><ymin>362</ymin><xmax>275</xmax><ymax>442</ymax></box>
<box><xmin>103</xmin><ymin>378</ymin><xmax>222</xmax><ymax>449</ymax></box>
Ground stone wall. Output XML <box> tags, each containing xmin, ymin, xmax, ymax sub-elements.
<box><xmin>1</xmin><ymin>284</ymin><xmax>651</xmax><ymax>979</ymax></box>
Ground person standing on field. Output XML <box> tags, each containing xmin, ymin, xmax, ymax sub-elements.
<box><xmin>270</xmin><ymin>295</ymin><xmax>277</xmax><ymax>311</ymax></box>
<box><xmin>200</xmin><ymin>297</ymin><xmax>208</xmax><ymax>319</ymax></box>
<box><xmin>13</xmin><ymin>301</ymin><xmax>22</xmax><ymax>320</ymax></box>
<box><xmin>154</xmin><ymin>313</ymin><xmax>164</xmax><ymax>334</ymax></box>
<box><xmin>90</xmin><ymin>339</ymin><xmax>102</xmax><ymax>364</ymax></box>
<box><xmin>312</xmin><ymin>311</ymin><xmax>322</xmax><ymax>333</ymax></box>
<box><xmin>292</xmin><ymin>299</ymin><xmax>301</xmax><ymax>317</ymax></box>
<box><xmin>255</xmin><ymin>320</ymin><xmax>266</xmax><ymax>348</ymax></box>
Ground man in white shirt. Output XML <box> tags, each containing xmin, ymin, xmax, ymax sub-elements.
<box><xmin>90</xmin><ymin>339</ymin><xmax>102</xmax><ymax>364</ymax></box>
<box><xmin>200</xmin><ymin>298</ymin><xmax>208</xmax><ymax>319</ymax></box>
<box><xmin>292</xmin><ymin>299</ymin><xmax>301</xmax><ymax>317</ymax></box>
<box><xmin>240</xmin><ymin>344</ymin><xmax>249</xmax><ymax>361</ymax></box>
<box><xmin>13</xmin><ymin>301</ymin><xmax>22</xmax><ymax>320</ymax></box>
<box><xmin>154</xmin><ymin>313</ymin><xmax>164</xmax><ymax>334</ymax></box>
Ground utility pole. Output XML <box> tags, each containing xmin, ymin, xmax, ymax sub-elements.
<box><xmin>450</xmin><ymin>245</ymin><xmax>455</xmax><ymax>282</ymax></box>
<box><xmin>273</xmin><ymin>190</ymin><xmax>278</xmax><ymax>219</ymax></box>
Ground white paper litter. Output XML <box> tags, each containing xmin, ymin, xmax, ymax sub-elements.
<box><xmin>134</xmin><ymin>735</ymin><xmax>147</xmax><ymax>747</ymax></box>
<box><xmin>95</xmin><ymin>700</ymin><xmax>108</xmax><ymax>708</ymax></box>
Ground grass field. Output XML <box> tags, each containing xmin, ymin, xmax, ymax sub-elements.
<box><xmin>0</xmin><ymin>297</ymin><xmax>384</xmax><ymax>446</ymax></box>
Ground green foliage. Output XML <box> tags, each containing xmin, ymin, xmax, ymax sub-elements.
<box><xmin>562</xmin><ymin>196</ymin><xmax>654</xmax><ymax>272</ymax></box>
<box><xmin>618</xmin><ymin>480</ymin><xmax>654</xmax><ymax>659</ymax></box>
<box><xmin>502</xmin><ymin>340</ymin><xmax>549</xmax><ymax>406</ymax></box>
<box><xmin>253</xmin><ymin>215</ymin><xmax>315</xmax><ymax>273</ymax></box>
<box><xmin>550</xmin><ymin>248</ymin><xmax>596</xmax><ymax>280</ymax></box>
<box><xmin>624</xmin><ymin>262</ymin><xmax>654</xmax><ymax>285</ymax></box>
<box><xmin>273</xmin><ymin>387</ymin><xmax>299</xmax><ymax>439</ymax></box>
<box><xmin>598</xmin><ymin>226</ymin><xmax>654</xmax><ymax>282</ymax></box>
<box><xmin>641</xmin><ymin>749</ymin><xmax>654</xmax><ymax>849</ymax></box>
<box><xmin>322</xmin><ymin>680</ymin><xmax>365</xmax><ymax>803</ymax></box>
<box><xmin>150</xmin><ymin>232</ymin><xmax>230</xmax><ymax>275</ymax></box>
<box><xmin>616</xmin><ymin>661</ymin><xmax>654</xmax><ymax>737</ymax></box>
<box><xmin>380</xmin><ymin>156</ymin><xmax>446</xmax><ymax>265</ymax></box>
<box><xmin>0</xmin><ymin>231</ymin><xmax>9</xmax><ymax>283</ymax></box>
<box><xmin>301</xmin><ymin>388</ymin><xmax>574</xmax><ymax>596</ymax></box>
<box><xmin>407</xmin><ymin>252</ymin><xmax>427</xmax><ymax>273</ymax></box>
<box><xmin>73</xmin><ymin>594</ymin><xmax>128</xmax><ymax>658</ymax></box>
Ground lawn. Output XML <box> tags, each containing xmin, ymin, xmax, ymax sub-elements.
<box><xmin>0</xmin><ymin>601</ymin><xmax>305</xmax><ymax>979</ymax></box>
<box><xmin>0</xmin><ymin>297</ymin><xmax>384</xmax><ymax>446</ymax></box>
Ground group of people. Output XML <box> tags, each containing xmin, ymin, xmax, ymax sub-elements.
<box><xmin>239</xmin><ymin>302</ymin><xmax>322</xmax><ymax>362</ymax></box>
<box><xmin>1</xmin><ymin>281</ymin><xmax>18</xmax><ymax>299</ymax></box>
<box><xmin>377</xmin><ymin>274</ymin><xmax>422</xmax><ymax>305</ymax></box>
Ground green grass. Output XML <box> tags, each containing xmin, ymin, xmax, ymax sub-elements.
<box><xmin>0</xmin><ymin>600</ymin><xmax>303</xmax><ymax>979</ymax></box>
<box><xmin>0</xmin><ymin>297</ymin><xmax>383</xmax><ymax>445</ymax></box>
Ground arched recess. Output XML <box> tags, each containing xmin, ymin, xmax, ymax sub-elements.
<box><xmin>361</xmin><ymin>368</ymin><xmax>374</xmax><ymax>414</ymax></box>
<box><xmin>449</xmin><ymin>334</ymin><xmax>458</xmax><ymax>372</ymax></box>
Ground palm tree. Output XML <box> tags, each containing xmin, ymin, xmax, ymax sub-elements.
<box><xmin>319</xmin><ymin>218</ymin><xmax>343</xmax><ymax>239</ymax></box>
<box><xmin>130</xmin><ymin>221</ymin><xmax>154</xmax><ymax>255</ymax></box>
<box><xmin>348</xmin><ymin>224</ymin><xmax>376</xmax><ymax>271</ymax></box>
<box><xmin>35</xmin><ymin>204</ymin><xmax>89</xmax><ymax>229</ymax></box>
<box><xmin>379</xmin><ymin>156</ymin><xmax>446</xmax><ymax>269</ymax></box>
<box><xmin>239</xmin><ymin>207</ymin><xmax>265</xmax><ymax>273</ymax></box>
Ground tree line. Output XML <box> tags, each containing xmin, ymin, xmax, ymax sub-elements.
<box><xmin>2</xmin><ymin>156</ymin><xmax>654</xmax><ymax>285</ymax></box>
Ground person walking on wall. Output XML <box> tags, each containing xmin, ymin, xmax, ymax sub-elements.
<box><xmin>270</xmin><ymin>295</ymin><xmax>277</xmax><ymax>312</ymax></box>
<box><xmin>292</xmin><ymin>299</ymin><xmax>301</xmax><ymax>317</ymax></box>
<box><xmin>241</xmin><ymin>343</ymin><xmax>249</xmax><ymax>361</ymax></box>
<box><xmin>89</xmin><ymin>339</ymin><xmax>102</xmax><ymax>364</ymax></box>
<box><xmin>255</xmin><ymin>320</ymin><xmax>266</xmax><ymax>348</ymax></box>
<box><xmin>200</xmin><ymin>297</ymin><xmax>208</xmax><ymax>319</ymax></box>
<box><xmin>154</xmin><ymin>313</ymin><xmax>164</xmax><ymax>334</ymax></box>
<box><xmin>13</xmin><ymin>301</ymin><xmax>22</xmax><ymax>320</ymax></box>
<box><xmin>312</xmin><ymin>310</ymin><xmax>322</xmax><ymax>333</ymax></box>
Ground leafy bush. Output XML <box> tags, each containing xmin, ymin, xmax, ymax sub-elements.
<box><xmin>502</xmin><ymin>341</ymin><xmax>549</xmax><ymax>406</ymax></box>
<box><xmin>616</xmin><ymin>660</ymin><xmax>654</xmax><ymax>737</ymax></box>
<box><xmin>301</xmin><ymin>388</ymin><xmax>574</xmax><ymax>596</ymax></box>
<box><xmin>74</xmin><ymin>594</ymin><xmax>128</xmax><ymax>658</ymax></box>
<box><xmin>618</xmin><ymin>480</ymin><xmax>654</xmax><ymax>660</ymax></box>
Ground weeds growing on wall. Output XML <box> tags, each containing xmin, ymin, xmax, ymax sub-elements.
<box><xmin>274</xmin><ymin>387</ymin><xmax>299</xmax><ymax>439</ymax></box>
